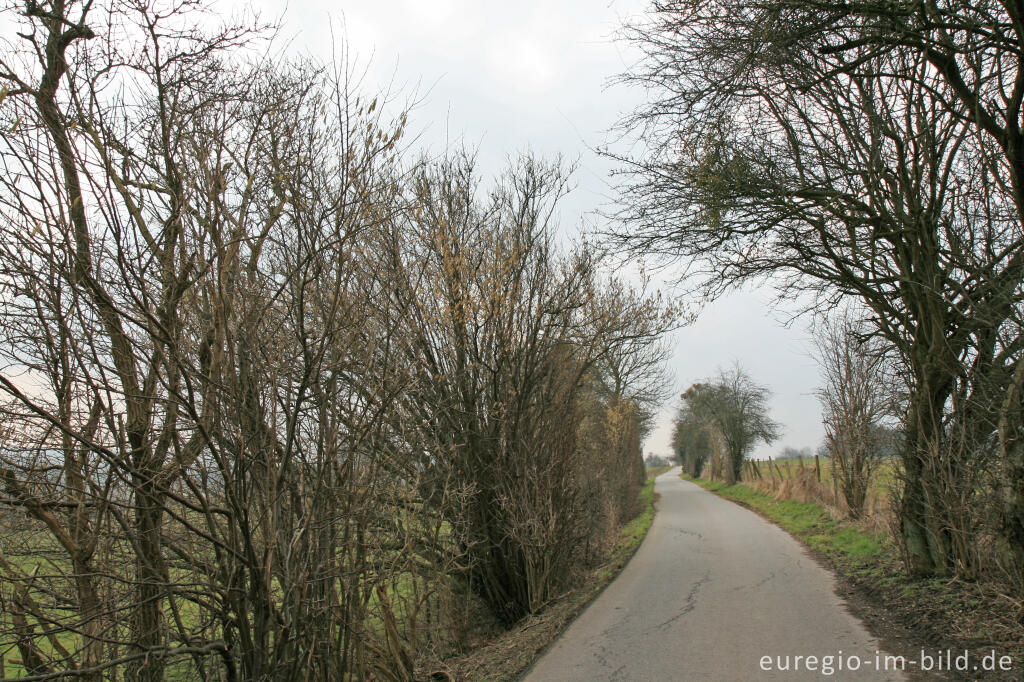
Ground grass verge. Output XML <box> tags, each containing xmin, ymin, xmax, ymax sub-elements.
<box><xmin>683</xmin><ymin>474</ymin><xmax>1024</xmax><ymax>680</ymax></box>
<box><xmin>443</xmin><ymin>468</ymin><xmax>668</xmax><ymax>681</ymax></box>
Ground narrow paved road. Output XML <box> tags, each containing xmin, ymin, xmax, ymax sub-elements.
<box><xmin>523</xmin><ymin>468</ymin><xmax>903</xmax><ymax>681</ymax></box>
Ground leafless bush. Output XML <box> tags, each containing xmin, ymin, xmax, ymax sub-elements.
<box><xmin>373</xmin><ymin>152</ymin><xmax>676</xmax><ymax>624</ymax></box>
<box><xmin>0</xmin><ymin>1</ymin><xmax>678</xmax><ymax>676</ymax></box>
<box><xmin>0</xmin><ymin>0</ymin><xmax>457</xmax><ymax>675</ymax></box>
<box><xmin>814</xmin><ymin>314</ymin><xmax>895</xmax><ymax>519</ymax></box>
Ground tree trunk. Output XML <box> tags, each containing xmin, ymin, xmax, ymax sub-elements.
<box><xmin>730</xmin><ymin>453</ymin><xmax>743</xmax><ymax>485</ymax></box>
<box><xmin>129</xmin><ymin>482</ymin><xmax>166</xmax><ymax>682</ymax></box>
<box><xmin>73</xmin><ymin>559</ymin><xmax>103</xmax><ymax>682</ymax></box>
<box><xmin>898</xmin><ymin>451</ymin><xmax>938</xmax><ymax>576</ymax></box>
<box><xmin>999</xmin><ymin>360</ymin><xmax>1024</xmax><ymax>571</ymax></box>
<box><xmin>900</xmin><ymin>386</ymin><xmax>955</xmax><ymax>576</ymax></box>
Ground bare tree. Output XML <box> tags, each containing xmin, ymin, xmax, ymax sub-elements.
<box><xmin>747</xmin><ymin>0</ymin><xmax>1024</xmax><ymax>586</ymax></box>
<box><xmin>374</xmin><ymin>152</ymin><xmax>676</xmax><ymax>624</ymax></box>
<box><xmin>814</xmin><ymin>314</ymin><xmax>895</xmax><ymax>518</ymax></box>
<box><xmin>583</xmin><ymin>290</ymin><xmax>674</xmax><ymax>519</ymax></box>
<box><xmin>611</xmin><ymin>4</ymin><xmax>1024</xmax><ymax>576</ymax></box>
<box><xmin>679</xmin><ymin>367</ymin><xmax>781</xmax><ymax>485</ymax></box>
<box><xmin>0</xmin><ymin>0</ymin><xmax>270</xmax><ymax>675</ymax></box>
<box><xmin>0</xmin><ymin>0</ymin><xmax>680</xmax><ymax>676</ymax></box>
<box><xmin>672</xmin><ymin>401</ymin><xmax>712</xmax><ymax>478</ymax></box>
<box><xmin>0</xmin><ymin>0</ymin><xmax>463</xmax><ymax>676</ymax></box>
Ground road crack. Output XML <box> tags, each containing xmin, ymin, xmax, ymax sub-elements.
<box><xmin>654</xmin><ymin>569</ymin><xmax>712</xmax><ymax>631</ymax></box>
<box><xmin>732</xmin><ymin>569</ymin><xmax>776</xmax><ymax>591</ymax></box>
<box><xmin>676</xmin><ymin>528</ymin><xmax>704</xmax><ymax>540</ymax></box>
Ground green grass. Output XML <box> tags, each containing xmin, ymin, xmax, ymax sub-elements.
<box><xmin>617</xmin><ymin>468</ymin><xmax>663</xmax><ymax>552</ymax></box>
<box><xmin>1</xmin><ymin>474</ymin><xmax>668</xmax><ymax>681</ymax></box>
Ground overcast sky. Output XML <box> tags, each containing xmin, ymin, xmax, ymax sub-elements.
<box><xmin>236</xmin><ymin>0</ymin><xmax>827</xmax><ymax>459</ymax></box>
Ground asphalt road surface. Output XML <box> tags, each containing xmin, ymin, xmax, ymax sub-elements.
<box><xmin>523</xmin><ymin>468</ymin><xmax>903</xmax><ymax>681</ymax></box>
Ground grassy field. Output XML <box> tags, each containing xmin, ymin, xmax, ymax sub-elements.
<box><xmin>744</xmin><ymin>455</ymin><xmax>898</xmax><ymax>528</ymax></box>
<box><xmin>1</xmin><ymin>469</ymin><xmax>669</xmax><ymax>680</ymax></box>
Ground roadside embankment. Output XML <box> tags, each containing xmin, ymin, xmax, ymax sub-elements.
<box><xmin>437</xmin><ymin>467</ymin><xmax>667</xmax><ymax>681</ymax></box>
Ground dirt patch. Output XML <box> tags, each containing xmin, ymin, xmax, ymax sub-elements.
<box><xmin>828</xmin><ymin>562</ymin><xmax>1022</xmax><ymax>682</ymax></box>
<box><xmin>444</xmin><ymin>562</ymin><xmax>626</xmax><ymax>680</ymax></box>
<box><xmin>818</xmin><ymin>549</ymin><xmax>961</xmax><ymax>681</ymax></box>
